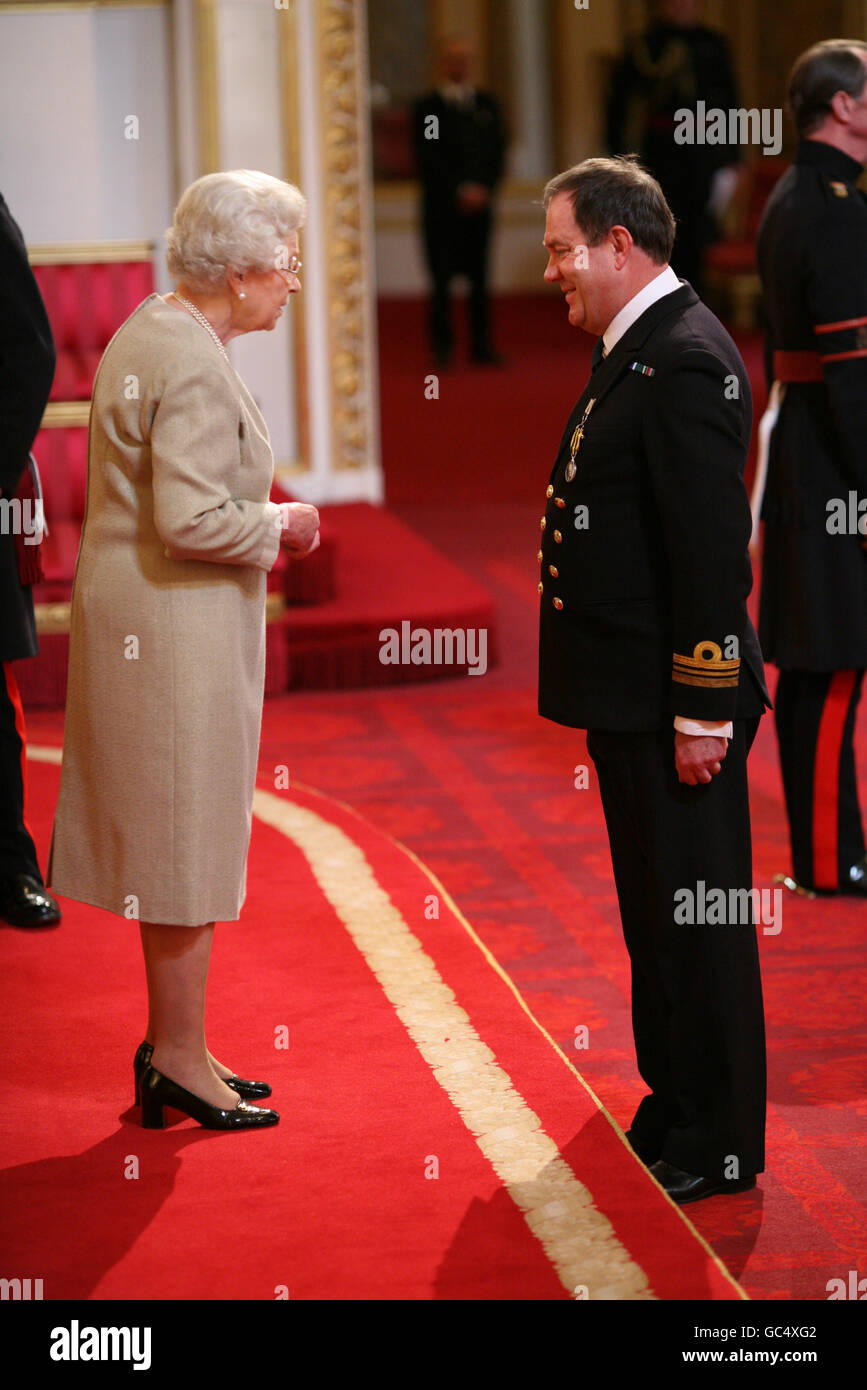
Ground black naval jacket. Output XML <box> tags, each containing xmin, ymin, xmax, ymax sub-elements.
<box><xmin>756</xmin><ymin>139</ymin><xmax>867</xmax><ymax>671</ymax></box>
<box><xmin>538</xmin><ymin>281</ymin><xmax>770</xmax><ymax>733</ymax></box>
<box><xmin>0</xmin><ymin>193</ymin><xmax>56</xmax><ymax>663</ymax></box>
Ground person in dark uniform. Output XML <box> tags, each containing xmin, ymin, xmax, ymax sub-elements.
<box><xmin>605</xmin><ymin>0</ymin><xmax>739</xmax><ymax>297</ymax></box>
<box><xmin>0</xmin><ymin>192</ymin><xmax>61</xmax><ymax>928</ymax></box>
<box><xmin>540</xmin><ymin>156</ymin><xmax>770</xmax><ymax>1204</ymax></box>
<box><xmin>755</xmin><ymin>39</ymin><xmax>867</xmax><ymax>898</ymax></box>
<box><xmin>412</xmin><ymin>37</ymin><xmax>506</xmax><ymax>366</ymax></box>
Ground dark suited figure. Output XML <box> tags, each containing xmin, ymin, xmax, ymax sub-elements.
<box><xmin>539</xmin><ymin>156</ymin><xmax>770</xmax><ymax>1204</ymax></box>
<box><xmin>412</xmin><ymin>38</ymin><xmax>506</xmax><ymax>366</ymax></box>
<box><xmin>605</xmin><ymin>0</ymin><xmax>739</xmax><ymax>297</ymax></box>
<box><xmin>755</xmin><ymin>40</ymin><xmax>867</xmax><ymax>897</ymax></box>
<box><xmin>0</xmin><ymin>193</ymin><xmax>60</xmax><ymax>927</ymax></box>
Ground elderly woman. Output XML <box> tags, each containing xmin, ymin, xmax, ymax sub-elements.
<box><xmin>47</xmin><ymin>170</ymin><xmax>318</xmax><ymax>1131</ymax></box>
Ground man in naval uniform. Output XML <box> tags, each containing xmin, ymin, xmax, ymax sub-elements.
<box><xmin>539</xmin><ymin>156</ymin><xmax>770</xmax><ymax>1204</ymax></box>
<box><xmin>0</xmin><ymin>192</ymin><xmax>60</xmax><ymax>928</ymax></box>
<box><xmin>755</xmin><ymin>39</ymin><xmax>867</xmax><ymax>898</ymax></box>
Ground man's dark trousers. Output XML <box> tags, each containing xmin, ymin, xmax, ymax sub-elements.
<box><xmin>426</xmin><ymin>204</ymin><xmax>494</xmax><ymax>361</ymax></box>
<box><xmin>586</xmin><ymin>716</ymin><xmax>766</xmax><ymax>1180</ymax></box>
<box><xmin>0</xmin><ymin>664</ymin><xmax>41</xmax><ymax>881</ymax></box>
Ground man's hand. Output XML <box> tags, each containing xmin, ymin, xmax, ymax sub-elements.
<box><xmin>675</xmin><ymin>732</ymin><xmax>728</xmax><ymax>786</ymax></box>
<box><xmin>278</xmin><ymin>502</ymin><xmax>320</xmax><ymax>556</ymax></box>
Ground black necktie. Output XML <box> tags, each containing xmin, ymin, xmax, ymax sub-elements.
<box><xmin>591</xmin><ymin>338</ymin><xmax>606</xmax><ymax>372</ymax></box>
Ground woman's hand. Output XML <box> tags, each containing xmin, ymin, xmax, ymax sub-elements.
<box><xmin>278</xmin><ymin>502</ymin><xmax>320</xmax><ymax>556</ymax></box>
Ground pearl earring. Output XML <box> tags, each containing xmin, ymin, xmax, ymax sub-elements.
<box><xmin>238</xmin><ymin>291</ymin><xmax>246</xmax><ymax>300</ymax></box>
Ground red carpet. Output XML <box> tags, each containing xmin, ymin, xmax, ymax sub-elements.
<box><xmin>282</xmin><ymin>502</ymin><xmax>497</xmax><ymax>689</ymax></box>
<box><xmin>4</xmin><ymin>295</ymin><xmax>864</xmax><ymax>1301</ymax></box>
<box><xmin>378</xmin><ymin>294</ymin><xmax>768</xmax><ymax>505</ymax></box>
<box><xmin>2</xmin><ymin>756</ymin><xmax>740</xmax><ymax>1300</ymax></box>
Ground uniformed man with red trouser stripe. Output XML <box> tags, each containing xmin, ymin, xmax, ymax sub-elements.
<box><xmin>756</xmin><ymin>39</ymin><xmax>867</xmax><ymax>896</ymax></box>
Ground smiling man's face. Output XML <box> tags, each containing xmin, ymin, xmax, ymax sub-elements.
<box><xmin>542</xmin><ymin>193</ymin><xmax>616</xmax><ymax>337</ymax></box>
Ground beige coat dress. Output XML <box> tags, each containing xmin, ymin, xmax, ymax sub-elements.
<box><xmin>47</xmin><ymin>293</ymin><xmax>284</xmax><ymax>926</ymax></box>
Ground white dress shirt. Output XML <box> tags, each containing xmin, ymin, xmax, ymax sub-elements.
<box><xmin>600</xmin><ymin>265</ymin><xmax>733</xmax><ymax>741</ymax></box>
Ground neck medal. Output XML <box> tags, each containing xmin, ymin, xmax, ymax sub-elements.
<box><xmin>565</xmin><ymin>398</ymin><xmax>595</xmax><ymax>481</ymax></box>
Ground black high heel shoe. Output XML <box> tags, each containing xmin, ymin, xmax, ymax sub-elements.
<box><xmin>139</xmin><ymin>1063</ymin><xmax>280</xmax><ymax>1130</ymax></box>
<box><xmin>133</xmin><ymin>1040</ymin><xmax>271</xmax><ymax>1104</ymax></box>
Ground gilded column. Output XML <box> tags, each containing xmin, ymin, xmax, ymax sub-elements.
<box><xmin>311</xmin><ymin>0</ymin><xmax>381</xmax><ymax>494</ymax></box>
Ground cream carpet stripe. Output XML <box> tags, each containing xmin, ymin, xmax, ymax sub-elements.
<box><xmin>251</xmin><ymin>787</ymin><xmax>654</xmax><ymax>1300</ymax></box>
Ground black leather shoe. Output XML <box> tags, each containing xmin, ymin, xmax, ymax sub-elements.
<box><xmin>625</xmin><ymin>1129</ymin><xmax>661</xmax><ymax>1165</ymax></box>
<box><xmin>842</xmin><ymin>855</ymin><xmax>867</xmax><ymax>895</ymax></box>
<box><xmin>139</xmin><ymin>1064</ymin><xmax>279</xmax><ymax>1130</ymax></box>
<box><xmin>649</xmin><ymin>1159</ymin><xmax>757</xmax><ymax>1205</ymax></box>
<box><xmin>133</xmin><ymin>1040</ymin><xmax>271</xmax><ymax>1105</ymax></box>
<box><xmin>0</xmin><ymin>874</ymin><xmax>61</xmax><ymax>927</ymax></box>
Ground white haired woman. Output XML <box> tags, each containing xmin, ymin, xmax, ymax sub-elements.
<box><xmin>47</xmin><ymin>170</ymin><xmax>319</xmax><ymax>1130</ymax></box>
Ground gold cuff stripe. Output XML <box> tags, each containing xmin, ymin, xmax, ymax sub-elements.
<box><xmin>673</xmin><ymin>641</ymin><xmax>740</xmax><ymax>688</ymax></box>
<box><xmin>672</xmin><ymin>671</ymin><xmax>740</xmax><ymax>689</ymax></box>
<box><xmin>673</xmin><ymin>660</ymin><xmax>740</xmax><ymax>678</ymax></box>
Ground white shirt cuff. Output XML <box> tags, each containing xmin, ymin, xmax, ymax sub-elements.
<box><xmin>674</xmin><ymin>716</ymin><xmax>734</xmax><ymax>739</ymax></box>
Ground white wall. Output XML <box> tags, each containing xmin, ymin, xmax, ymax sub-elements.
<box><xmin>213</xmin><ymin>0</ymin><xmax>299</xmax><ymax>465</ymax></box>
<box><xmin>0</xmin><ymin>3</ymin><xmax>173</xmax><ymax>288</ymax></box>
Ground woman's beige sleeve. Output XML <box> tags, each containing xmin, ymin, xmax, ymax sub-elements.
<box><xmin>149</xmin><ymin>354</ymin><xmax>283</xmax><ymax>570</ymax></box>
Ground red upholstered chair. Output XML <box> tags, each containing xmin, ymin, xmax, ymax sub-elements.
<box><xmin>30</xmin><ymin>418</ymin><xmax>89</xmax><ymax>604</ymax></box>
<box><xmin>31</xmin><ymin>252</ymin><xmax>155</xmax><ymax>400</ymax></box>
<box><xmin>704</xmin><ymin>158</ymin><xmax>788</xmax><ymax>329</ymax></box>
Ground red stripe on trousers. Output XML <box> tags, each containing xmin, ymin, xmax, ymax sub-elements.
<box><xmin>812</xmin><ymin>670</ymin><xmax>857</xmax><ymax>890</ymax></box>
<box><xmin>2</xmin><ymin>662</ymin><xmax>36</xmax><ymax>846</ymax></box>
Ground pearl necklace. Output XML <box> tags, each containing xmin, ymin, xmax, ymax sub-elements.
<box><xmin>171</xmin><ymin>293</ymin><xmax>229</xmax><ymax>361</ymax></box>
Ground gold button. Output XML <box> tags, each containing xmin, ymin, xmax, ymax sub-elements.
<box><xmin>538</xmin><ymin>582</ymin><xmax>544</xmax><ymax>595</ymax></box>
<box><xmin>537</xmin><ymin>549</ymin><xmax>543</xmax><ymax>562</ymax></box>
<box><xmin>553</xmin><ymin>530</ymin><xmax>562</xmax><ymax>543</ymax></box>
<box><xmin>546</xmin><ymin>485</ymin><xmax>554</xmax><ymax>498</ymax></box>
<box><xmin>540</xmin><ymin>517</ymin><xmax>546</xmax><ymax>530</ymax></box>
<box><xmin>553</xmin><ymin>597</ymin><xmax>563</xmax><ymax>610</ymax></box>
<box><xmin>555</xmin><ymin>497</ymin><xmax>566</xmax><ymax>509</ymax></box>
<box><xmin>548</xmin><ymin>565</ymin><xmax>558</xmax><ymax>578</ymax></box>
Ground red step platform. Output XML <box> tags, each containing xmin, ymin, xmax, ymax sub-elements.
<box><xmin>15</xmin><ymin>500</ymin><xmax>496</xmax><ymax>706</ymax></box>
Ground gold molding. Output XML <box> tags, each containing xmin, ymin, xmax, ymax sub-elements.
<box><xmin>374</xmin><ymin>176</ymin><xmax>546</xmax><ymax>201</ymax></box>
<box><xmin>28</xmin><ymin>240</ymin><xmax>154</xmax><ymax>265</ymax></box>
<box><xmin>37</xmin><ymin>591</ymin><xmax>287</xmax><ymax>636</ymax></box>
<box><xmin>40</xmin><ymin>402</ymin><xmax>91</xmax><ymax>428</ymax></box>
<box><xmin>195</xmin><ymin>0</ymin><xmax>219</xmax><ymax>174</ymax></box>
<box><xmin>278</xmin><ymin>0</ymin><xmax>310</xmax><ymax>474</ymax></box>
<box><xmin>34</xmin><ymin>604</ymin><xmax>72</xmax><ymax>635</ymax></box>
<box><xmin>317</xmin><ymin>0</ymin><xmax>376</xmax><ymax>471</ymax></box>
<box><xmin>0</xmin><ymin>2</ymin><xmax>168</xmax><ymax>10</ymax></box>
<box><xmin>375</xmin><ymin>206</ymin><xmax>544</xmax><ymax>232</ymax></box>
<box><xmin>265</xmin><ymin>593</ymin><xmax>286</xmax><ymax>622</ymax></box>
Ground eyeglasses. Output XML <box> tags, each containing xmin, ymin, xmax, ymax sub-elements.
<box><xmin>275</xmin><ymin>255</ymin><xmax>302</xmax><ymax>281</ymax></box>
